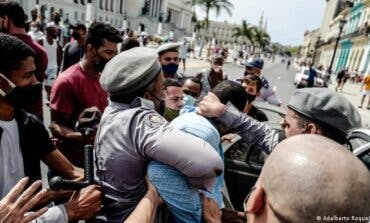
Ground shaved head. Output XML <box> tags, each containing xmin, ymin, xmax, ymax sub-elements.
<box><xmin>258</xmin><ymin>135</ymin><xmax>370</xmax><ymax>223</ymax></box>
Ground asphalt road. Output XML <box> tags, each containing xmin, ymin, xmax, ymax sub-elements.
<box><xmin>184</xmin><ymin>58</ymin><xmax>298</xmax><ymax>105</ymax></box>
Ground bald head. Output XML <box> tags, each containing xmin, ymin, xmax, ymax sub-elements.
<box><xmin>261</xmin><ymin>135</ymin><xmax>370</xmax><ymax>223</ymax></box>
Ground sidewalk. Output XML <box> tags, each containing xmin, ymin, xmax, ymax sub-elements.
<box><xmin>269</xmin><ymin>62</ymin><xmax>370</xmax><ymax>129</ymax></box>
<box><xmin>327</xmin><ymin>81</ymin><xmax>370</xmax><ymax>129</ymax></box>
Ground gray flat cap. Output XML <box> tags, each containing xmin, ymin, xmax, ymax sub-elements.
<box><xmin>288</xmin><ymin>88</ymin><xmax>362</xmax><ymax>135</ymax></box>
<box><xmin>157</xmin><ymin>42</ymin><xmax>180</xmax><ymax>55</ymax></box>
<box><xmin>100</xmin><ymin>47</ymin><xmax>161</xmax><ymax>96</ymax></box>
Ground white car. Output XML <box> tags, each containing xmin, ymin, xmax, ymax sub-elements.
<box><xmin>294</xmin><ymin>67</ymin><xmax>325</xmax><ymax>88</ymax></box>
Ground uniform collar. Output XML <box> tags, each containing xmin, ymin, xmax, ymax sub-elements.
<box><xmin>109</xmin><ymin>97</ymin><xmax>155</xmax><ymax>110</ymax></box>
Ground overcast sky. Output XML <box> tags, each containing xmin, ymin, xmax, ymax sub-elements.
<box><xmin>195</xmin><ymin>0</ymin><xmax>326</xmax><ymax>46</ymax></box>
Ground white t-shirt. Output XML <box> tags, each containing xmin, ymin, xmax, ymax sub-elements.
<box><xmin>43</xmin><ymin>38</ymin><xmax>58</xmax><ymax>69</ymax></box>
<box><xmin>0</xmin><ymin>119</ymin><xmax>24</xmax><ymax>198</ymax></box>
<box><xmin>179</xmin><ymin>43</ymin><xmax>188</xmax><ymax>59</ymax></box>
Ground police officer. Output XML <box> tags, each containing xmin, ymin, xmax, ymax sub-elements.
<box><xmin>197</xmin><ymin>88</ymin><xmax>362</xmax><ymax>153</ymax></box>
<box><xmin>157</xmin><ymin>42</ymin><xmax>184</xmax><ymax>79</ymax></box>
<box><xmin>243</xmin><ymin>58</ymin><xmax>282</xmax><ymax>106</ymax></box>
<box><xmin>95</xmin><ymin>47</ymin><xmax>224</xmax><ymax>222</ymax></box>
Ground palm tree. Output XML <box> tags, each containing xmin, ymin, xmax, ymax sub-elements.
<box><xmin>187</xmin><ymin>0</ymin><xmax>234</xmax><ymax>57</ymax></box>
<box><xmin>232</xmin><ymin>20</ymin><xmax>255</xmax><ymax>50</ymax></box>
<box><xmin>252</xmin><ymin>27</ymin><xmax>270</xmax><ymax>54</ymax></box>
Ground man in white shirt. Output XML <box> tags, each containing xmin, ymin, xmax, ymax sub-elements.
<box><xmin>179</xmin><ymin>39</ymin><xmax>188</xmax><ymax>73</ymax></box>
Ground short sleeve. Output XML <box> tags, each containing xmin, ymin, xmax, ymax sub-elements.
<box><xmin>50</xmin><ymin>77</ymin><xmax>75</xmax><ymax>115</ymax></box>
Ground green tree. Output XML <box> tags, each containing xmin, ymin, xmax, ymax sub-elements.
<box><xmin>187</xmin><ymin>0</ymin><xmax>234</xmax><ymax>57</ymax></box>
<box><xmin>232</xmin><ymin>20</ymin><xmax>255</xmax><ymax>47</ymax></box>
<box><xmin>252</xmin><ymin>27</ymin><xmax>270</xmax><ymax>53</ymax></box>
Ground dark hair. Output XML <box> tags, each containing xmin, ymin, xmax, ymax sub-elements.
<box><xmin>293</xmin><ymin>111</ymin><xmax>347</xmax><ymax>145</ymax></box>
<box><xmin>181</xmin><ymin>76</ymin><xmax>202</xmax><ymax>91</ymax></box>
<box><xmin>0</xmin><ymin>1</ymin><xmax>27</xmax><ymax>28</ymax></box>
<box><xmin>85</xmin><ymin>23</ymin><xmax>122</xmax><ymax>52</ymax></box>
<box><xmin>212</xmin><ymin>80</ymin><xmax>247</xmax><ymax>111</ymax></box>
<box><xmin>242</xmin><ymin>74</ymin><xmax>263</xmax><ymax>92</ymax></box>
<box><xmin>75</xmin><ymin>23</ymin><xmax>87</xmax><ymax>31</ymax></box>
<box><xmin>121</xmin><ymin>37</ymin><xmax>140</xmax><ymax>52</ymax></box>
<box><xmin>0</xmin><ymin>33</ymin><xmax>35</xmax><ymax>77</ymax></box>
<box><xmin>164</xmin><ymin>78</ymin><xmax>182</xmax><ymax>89</ymax></box>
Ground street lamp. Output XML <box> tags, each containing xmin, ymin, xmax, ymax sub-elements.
<box><xmin>327</xmin><ymin>18</ymin><xmax>347</xmax><ymax>74</ymax></box>
<box><xmin>312</xmin><ymin>36</ymin><xmax>321</xmax><ymax>65</ymax></box>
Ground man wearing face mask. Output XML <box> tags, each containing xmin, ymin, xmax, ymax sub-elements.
<box><xmin>197</xmin><ymin>55</ymin><xmax>227</xmax><ymax>100</ymax></box>
<box><xmin>241</xmin><ymin>74</ymin><xmax>268</xmax><ymax>122</ymax></box>
<box><xmin>243</xmin><ymin>58</ymin><xmax>282</xmax><ymax>107</ymax></box>
<box><xmin>62</xmin><ymin>23</ymin><xmax>87</xmax><ymax>71</ymax></box>
<box><xmin>163</xmin><ymin>78</ymin><xmax>184</xmax><ymax>121</ymax></box>
<box><xmin>157</xmin><ymin>42</ymin><xmax>184</xmax><ymax>80</ymax></box>
<box><xmin>50</xmin><ymin>23</ymin><xmax>122</xmax><ymax>167</ymax></box>
<box><xmin>181</xmin><ymin>76</ymin><xmax>202</xmax><ymax>107</ymax></box>
<box><xmin>96</xmin><ymin>47</ymin><xmax>224</xmax><ymax>222</ymax></box>
<box><xmin>0</xmin><ymin>1</ymin><xmax>48</xmax><ymax>121</ymax></box>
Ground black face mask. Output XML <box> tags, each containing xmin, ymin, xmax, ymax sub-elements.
<box><xmin>246</xmin><ymin>93</ymin><xmax>256</xmax><ymax>103</ymax></box>
<box><xmin>6</xmin><ymin>83</ymin><xmax>42</xmax><ymax>109</ymax></box>
<box><xmin>94</xmin><ymin>55</ymin><xmax>110</xmax><ymax>73</ymax></box>
<box><xmin>71</xmin><ymin>31</ymin><xmax>81</xmax><ymax>40</ymax></box>
<box><xmin>148</xmin><ymin>91</ymin><xmax>165</xmax><ymax>115</ymax></box>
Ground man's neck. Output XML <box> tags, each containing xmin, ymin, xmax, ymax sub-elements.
<box><xmin>0</xmin><ymin>100</ymin><xmax>15</xmax><ymax>121</ymax></box>
<box><xmin>10</xmin><ymin>27</ymin><xmax>27</xmax><ymax>35</ymax></box>
<box><xmin>80</xmin><ymin>57</ymin><xmax>100</xmax><ymax>79</ymax></box>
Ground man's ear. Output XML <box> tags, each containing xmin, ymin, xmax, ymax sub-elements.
<box><xmin>246</xmin><ymin>184</ymin><xmax>265</xmax><ymax>214</ymax></box>
<box><xmin>143</xmin><ymin>91</ymin><xmax>151</xmax><ymax>100</ymax></box>
<box><xmin>86</xmin><ymin>44</ymin><xmax>96</xmax><ymax>58</ymax></box>
<box><xmin>306</xmin><ymin>123</ymin><xmax>319</xmax><ymax>134</ymax></box>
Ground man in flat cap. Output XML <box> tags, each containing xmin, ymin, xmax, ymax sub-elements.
<box><xmin>243</xmin><ymin>58</ymin><xmax>282</xmax><ymax>106</ymax></box>
<box><xmin>197</xmin><ymin>88</ymin><xmax>362</xmax><ymax>153</ymax></box>
<box><xmin>157</xmin><ymin>42</ymin><xmax>184</xmax><ymax>79</ymax></box>
<box><xmin>95</xmin><ymin>47</ymin><xmax>224</xmax><ymax>222</ymax></box>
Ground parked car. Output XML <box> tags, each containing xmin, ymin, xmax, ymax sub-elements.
<box><xmin>294</xmin><ymin>67</ymin><xmax>325</xmax><ymax>88</ymax></box>
<box><xmin>222</xmin><ymin>103</ymin><xmax>370</xmax><ymax>211</ymax></box>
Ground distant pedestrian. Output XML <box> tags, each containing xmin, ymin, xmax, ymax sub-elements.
<box><xmin>47</xmin><ymin>12</ymin><xmax>66</xmax><ymax>46</ymax></box>
<box><xmin>61</xmin><ymin>23</ymin><xmax>86</xmax><ymax>71</ymax></box>
<box><xmin>179</xmin><ymin>39</ymin><xmax>188</xmax><ymax>73</ymax></box>
<box><xmin>336</xmin><ymin>68</ymin><xmax>349</xmax><ymax>92</ymax></box>
<box><xmin>306</xmin><ymin>63</ymin><xmax>317</xmax><ymax>88</ymax></box>
<box><xmin>287</xmin><ymin>60</ymin><xmax>291</xmax><ymax>70</ymax></box>
<box><xmin>359</xmin><ymin>74</ymin><xmax>370</xmax><ymax>109</ymax></box>
<box><xmin>43</xmin><ymin>26</ymin><xmax>62</xmax><ymax>102</ymax></box>
<box><xmin>27</xmin><ymin>21</ymin><xmax>44</xmax><ymax>44</ymax></box>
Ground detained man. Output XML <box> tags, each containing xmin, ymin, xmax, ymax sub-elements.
<box><xmin>163</xmin><ymin>78</ymin><xmax>184</xmax><ymax>122</ymax></box>
<box><xmin>147</xmin><ymin>80</ymin><xmax>248</xmax><ymax>223</ymax></box>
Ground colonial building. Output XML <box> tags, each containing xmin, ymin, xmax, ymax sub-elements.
<box><xmin>301</xmin><ymin>28</ymin><xmax>321</xmax><ymax>63</ymax></box>
<box><xmin>15</xmin><ymin>0</ymin><xmax>192</xmax><ymax>39</ymax></box>
<box><xmin>313</xmin><ymin>0</ymin><xmax>370</xmax><ymax>74</ymax></box>
<box><xmin>204</xmin><ymin>20</ymin><xmax>240</xmax><ymax>44</ymax></box>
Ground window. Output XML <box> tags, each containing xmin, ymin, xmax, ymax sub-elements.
<box><xmin>74</xmin><ymin>0</ymin><xmax>78</xmax><ymax>3</ymax></box>
<box><xmin>105</xmin><ymin>0</ymin><xmax>109</xmax><ymax>10</ymax></box>
<box><xmin>81</xmin><ymin>0</ymin><xmax>85</xmax><ymax>5</ymax></box>
<box><xmin>59</xmin><ymin>8</ymin><xmax>63</xmax><ymax>17</ymax></box>
<box><xmin>81</xmin><ymin>13</ymin><xmax>85</xmax><ymax>22</ymax></box>
<box><xmin>50</xmin><ymin>7</ymin><xmax>55</xmax><ymax>20</ymax></box>
<box><xmin>99</xmin><ymin>0</ymin><xmax>103</xmax><ymax>9</ymax></box>
<box><xmin>74</xmin><ymin>11</ymin><xmax>79</xmax><ymax>20</ymax></box>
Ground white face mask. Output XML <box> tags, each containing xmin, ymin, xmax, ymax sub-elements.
<box><xmin>30</xmin><ymin>27</ymin><xmax>38</xmax><ymax>32</ymax></box>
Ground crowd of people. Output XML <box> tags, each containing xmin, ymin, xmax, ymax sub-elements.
<box><xmin>0</xmin><ymin>1</ymin><xmax>370</xmax><ymax>223</ymax></box>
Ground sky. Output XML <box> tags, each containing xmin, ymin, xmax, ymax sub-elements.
<box><xmin>195</xmin><ymin>0</ymin><xmax>326</xmax><ymax>46</ymax></box>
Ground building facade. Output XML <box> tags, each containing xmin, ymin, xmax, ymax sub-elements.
<box><xmin>15</xmin><ymin>0</ymin><xmax>192</xmax><ymax>38</ymax></box>
<box><xmin>204</xmin><ymin>20</ymin><xmax>240</xmax><ymax>44</ymax></box>
<box><xmin>314</xmin><ymin>0</ymin><xmax>370</xmax><ymax>74</ymax></box>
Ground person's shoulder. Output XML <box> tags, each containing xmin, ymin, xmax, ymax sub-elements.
<box><xmin>15</xmin><ymin>109</ymin><xmax>44</xmax><ymax>128</ymax></box>
<box><xmin>55</xmin><ymin>64</ymin><xmax>82</xmax><ymax>84</ymax></box>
